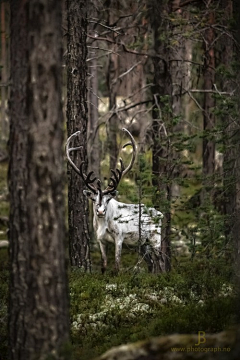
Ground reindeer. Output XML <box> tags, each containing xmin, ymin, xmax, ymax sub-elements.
<box><xmin>66</xmin><ymin>128</ymin><xmax>164</xmax><ymax>273</ymax></box>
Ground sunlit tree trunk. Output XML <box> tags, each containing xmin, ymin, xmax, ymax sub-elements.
<box><xmin>8</xmin><ymin>1</ymin><xmax>69</xmax><ymax>359</ymax></box>
<box><xmin>66</xmin><ymin>0</ymin><xmax>91</xmax><ymax>270</ymax></box>
<box><xmin>114</xmin><ymin>1</ymin><xmax>148</xmax><ymax>152</ymax></box>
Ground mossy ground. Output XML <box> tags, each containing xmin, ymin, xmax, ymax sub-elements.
<box><xmin>0</xmin><ymin>163</ymin><xmax>237</xmax><ymax>360</ymax></box>
<box><xmin>69</xmin><ymin>256</ymin><xmax>237</xmax><ymax>360</ymax></box>
<box><xmin>0</xmin><ymin>245</ymin><xmax>237</xmax><ymax>360</ymax></box>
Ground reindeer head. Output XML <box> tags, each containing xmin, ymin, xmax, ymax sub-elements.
<box><xmin>66</xmin><ymin>128</ymin><xmax>136</xmax><ymax>218</ymax></box>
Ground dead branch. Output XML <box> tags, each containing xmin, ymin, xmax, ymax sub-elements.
<box><xmin>111</xmin><ymin>61</ymin><xmax>143</xmax><ymax>85</ymax></box>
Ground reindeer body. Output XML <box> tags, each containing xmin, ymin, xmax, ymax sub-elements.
<box><xmin>94</xmin><ymin>199</ymin><xmax>162</xmax><ymax>245</ymax></box>
<box><xmin>85</xmin><ymin>191</ymin><xmax>163</xmax><ymax>272</ymax></box>
<box><xmin>66</xmin><ymin>128</ymin><xmax>164</xmax><ymax>273</ymax></box>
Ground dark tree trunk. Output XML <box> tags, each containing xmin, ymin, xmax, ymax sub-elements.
<box><xmin>168</xmin><ymin>1</ymin><xmax>188</xmax><ymax>199</ymax></box>
<box><xmin>150</xmin><ymin>0</ymin><xmax>172</xmax><ymax>272</ymax></box>
<box><xmin>1</xmin><ymin>1</ymin><xmax>8</xmax><ymax>142</ymax></box>
<box><xmin>107</xmin><ymin>0</ymin><xmax>119</xmax><ymax>170</ymax></box>
<box><xmin>87</xmin><ymin>3</ymin><xmax>100</xmax><ymax>237</ymax></box>
<box><xmin>8</xmin><ymin>1</ymin><xmax>69</xmax><ymax>359</ymax></box>
<box><xmin>202</xmin><ymin>5</ymin><xmax>215</xmax><ymax>201</ymax></box>
<box><xmin>66</xmin><ymin>0</ymin><xmax>91</xmax><ymax>270</ymax></box>
<box><xmin>88</xmin><ymin>54</ymin><xmax>100</xmax><ymax>177</ymax></box>
<box><xmin>231</xmin><ymin>0</ymin><xmax>240</xmax><ymax>277</ymax></box>
<box><xmin>88</xmin><ymin>7</ymin><xmax>100</xmax><ymax>179</ymax></box>
<box><xmin>220</xmin><ymin>0</ymin><xmax>234</xmax><ymax>241</ymax></box>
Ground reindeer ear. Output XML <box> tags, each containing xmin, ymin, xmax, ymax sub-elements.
<box><xmin>83</xmin><ymin>190</ymin><xmax>95</xmax><ymax>200</ymax></box>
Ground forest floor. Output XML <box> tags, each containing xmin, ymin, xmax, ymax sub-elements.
<box><xmin>0</xmin><ymin>162</ymin><xmax>238</xmax><ymax>360</ymax></box>
<box><xmin>0</xmin><ymin>245</ymin><xmax>237</xmax><ymax>360</ymax></box>
<box><xmin>69</xmin><ymin>256</ymin><xmax>237</xmax><ymax>360</ymax></box>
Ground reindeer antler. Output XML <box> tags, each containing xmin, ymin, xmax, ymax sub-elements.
<box><xmin>66</xmin><ymin>131</ymin><xmax>98</xmax><ymax>194</ymax></box>
<box><xmin>121</xmin><ymin>128</ymin><xmax>137</xmax><ymax>177</ymax></box>
<box><xmin>66</xmin><ymin>128</ymin><xmax>137</xmax><ymax>195</ymax></box>
<box><xmin>103</xmin><ymin>128</ymin><xmax>137</xmax><ymax>195</ymax></box>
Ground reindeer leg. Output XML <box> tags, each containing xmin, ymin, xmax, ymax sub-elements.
<box><xmin>99</xmin><ymin>241</ymin><xmax>107</xmax><ymax>274</ymax></box>
<box><xmin>150</xmin><ymin>234</ymin><xmax>164</xmax><ymax>273</ymax></box>
<box><xmin>140</xmin><ymin>244</ymin><xmax>154</xmax><ymax>272</ymax></box>
<box><xmin>152</xmin><ymin>247</ymin><xmax>165</xmax><ymax>273</ymax></box>
<box><xmin>114</xmin><ymin>238</ymin><xmax>123</xmax><ymax>273</ymax></box>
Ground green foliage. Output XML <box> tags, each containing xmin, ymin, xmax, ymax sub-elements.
<box><xmin>2</xmin><ymin>2</ymin><xmax>240</xmax><ymax>359</ymax></box>
<box><xmin>69</xmin><ymin>258</ymin><xmax>236</xmax><ymax>360</ymax></box>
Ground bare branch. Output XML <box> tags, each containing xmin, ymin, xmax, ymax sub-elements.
<box><xmin>116</xmin><ymin>100</ymin><xmax>152</xmax><ymax>113</ymax></box>
<box><xmin>88</xmin><ymin>20</ymin><xmax>122</xmax><ymax>35</ymax></box>
<box><xmin>173</xmin><ymin>0</ymin><xmax>201</xmax><ymax>11</ymax></box>
<box><xmin>123</xmin><ymin>83</ymin><xmax>154</xmax><ymax>102</ymax></box>
<box><xmin>186</xmin><ymin>89</ymin><xmax>205</xmax><ymax>113</ymax></box>
<box><xmin>112</xmin><ymin>61</ymin><xmax>142</xmax><ymax>85</ymax></box>
<box><xmin>153</xmin><ymin>94</ymin><xmax>168</xmax><ymax>138</ymax></box>
<box><xmin>87</xmin><ymin>34</ymin><xmax>115</xmax><ymax>44</ymax></box>
<box><xmin>189</xmin><ymin>88</ymin><xmax>234</xmax><ymax>96</ymax></box>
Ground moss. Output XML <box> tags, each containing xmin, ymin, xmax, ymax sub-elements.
<box><xmin>69</xmin><ymin>258</ymin><xmax>236</xmax><ymax>360</ymax></box>
<box><xmin>0</xmin><ymin>248</ymin><xmax>236</xmax><ymax>360</ymax></box>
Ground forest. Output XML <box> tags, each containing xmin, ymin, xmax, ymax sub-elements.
<box><xmin>0</xmin><ymin>0</ymin><xmax>240</xmax><ymax>359</ymax></box>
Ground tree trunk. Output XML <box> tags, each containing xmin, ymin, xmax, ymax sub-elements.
<box><xmin>231</xmin><ymin>0</ymin><xmax>240</xmax><ymax>278</ymax></box>
<box><xmin>220</xmin><ymin>0</ymin><xmax>233</xmax><ymax>239</ymax></box>
<box><xmin>150</xmin><ymin>0</ymin><xmax>172</xmax><ymax>272</ymax></box>
<box><xmin>202</xmin><ymin>4</ymin><xmax>215</xmax><ymax>201</ymax></box>
<box><xmin>8</xmin><ymin>1</ymin><xmax>69</xmax><ymax>359</ymax></box>
<box><xmin>106</xmin><ymin>0</ymin><xmax>119</xmax><ymax>170</ymax></box>
<box><xmin>88</xmin><ymin>49</ymin><xmax>100</xmax><ymax>177</ymax></box>
<box><xmin>66</xmin><ymin>0</ymin><xmax>91</xmax><ymax>270</ymax></box>
<box><xmin>1</xmin><ymin>1</ymin><xmax>7</xmax><ymax>142</ymax></box>
<box><xmin>88</xmin><ymin>5</ymin><xmax>100</xmax><ymax>178</ymax></box>
<box><xmin>168</xmin><ymin>1</ymin><xmax>188</xmax><ymax>199</ymax></box>
<box><xmin>87</xmin><ymin>3</ymin><xmax>100</xmax><ymax>238</ymax></box>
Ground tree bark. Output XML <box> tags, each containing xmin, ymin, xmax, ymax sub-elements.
<box><xmin>66</xmin><ymin>0</ymin><xmax>91</xmax><ymax>270</ymax></box>
<box><xmin>106</xmin><ymin>0</ymin><xmax>119</xmax><ymax>171</ymax></box>
<box><xmin>8</xmin><ymin>1</ymin><xmax>69</xmax><ymax>359</ymax></box>
<box><xmin>231</xmin><ymin>0</ymin><xmax>240</xmax><ymax>280</ymax></box>
<box><xmin>1</xmin><ymin>1</ymin><xmax>8</xmax><ymax>142</ymax></box>
<box><xmin>88</xmin><ymin>6</ymin><xmax>100</xmax><ymax>179</ymax></box>
<box><xmin>202</xmin><ymin>4</ymin><xmax>215</xmax><ymax>201</ymax></box>
<box><xmin>150</xmin><ymin>0</ymin><xmax>172</xmax><ymax>272</ymax></box>
<box><xmin>220</xmin><ymin>0</ymin><xmax>233</xmax><ymax>238</ymax></box>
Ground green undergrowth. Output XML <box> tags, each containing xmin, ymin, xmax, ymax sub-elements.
<box><xmin>0</xmin><ymin>249</ymin><xmax>237</xmax><ymax>360</ymax></box>
<box><xmin>69</xmin><ymin>257</ymin><xmax>237</xmax><ymax>360</ymax></box>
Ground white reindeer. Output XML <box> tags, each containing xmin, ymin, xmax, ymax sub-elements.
<box><xmin>66</xmin><ymin>128</ymin><xmax>164</xmax><ymax>273</ymax></box>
